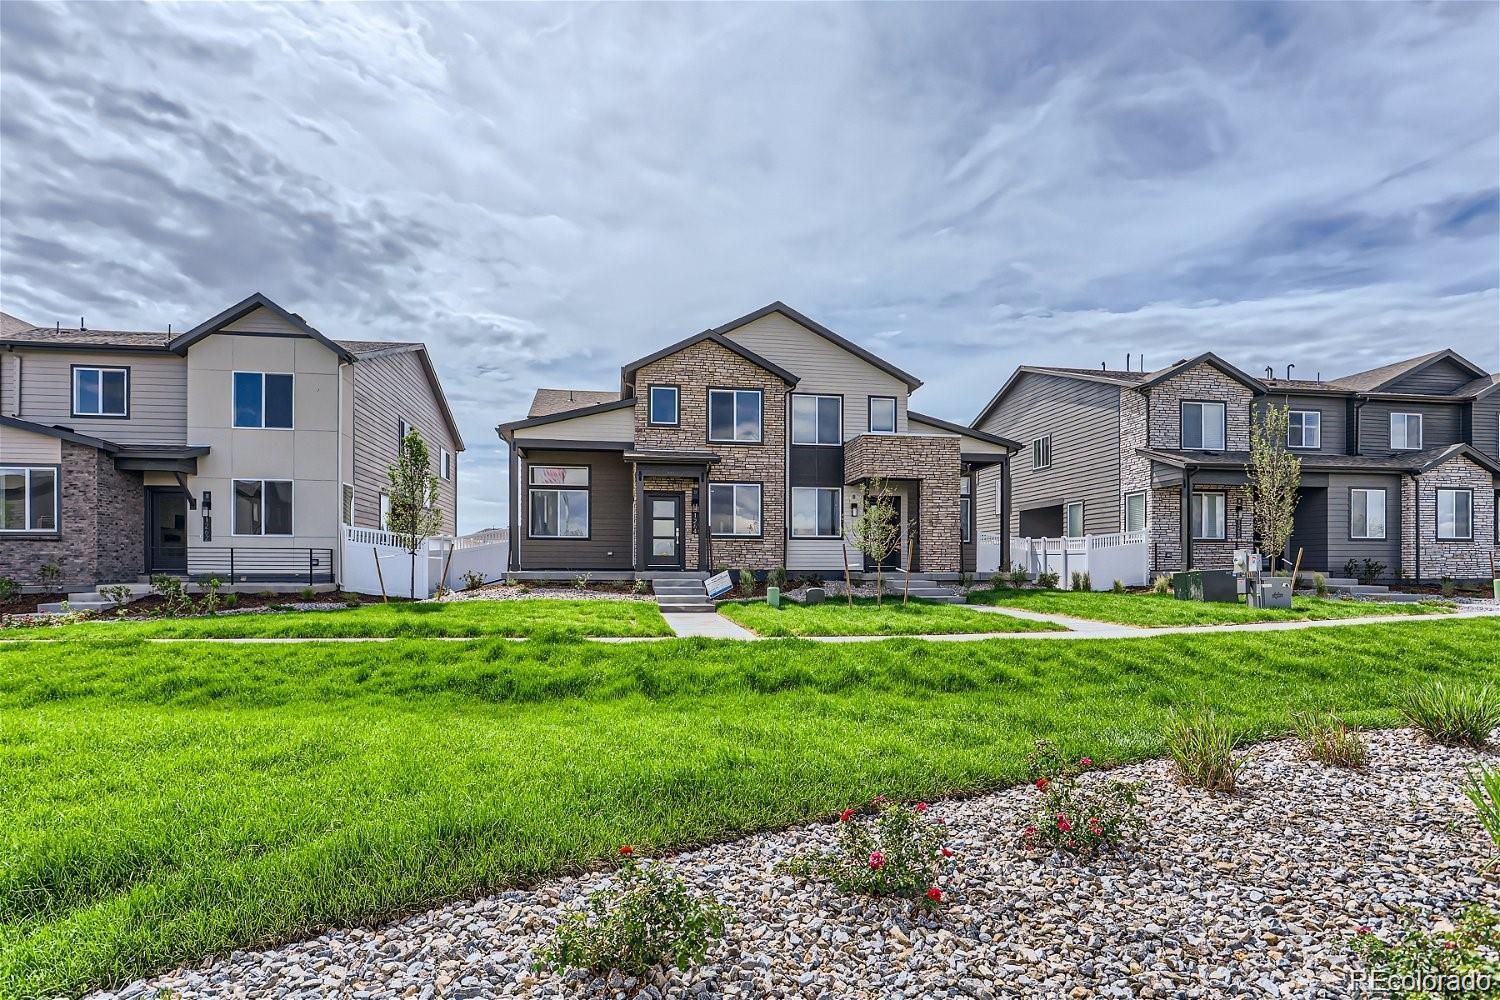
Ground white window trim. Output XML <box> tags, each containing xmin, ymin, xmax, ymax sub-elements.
<box><xmin>1064</xmin><ymin>500</ymin><xmax>1085</xmax><ymax>538</ymax></box>
<box><xmin>1031</xmin><ymin>436</ymin><xmax>1052</xmax><ymax>471</ymax></box>
<box><xmin>868</xmin><ymin>396</ymin><xmax>898</xmax><ymax>434</ymax></box>
<box><xmin>232</xmin><ymin>371</ymin><xmax>295</xmax><ymax>430</ymax></box>
<box><xmin>1123</xmin><ymin>490</ymin><xmax>1147</xmax><ymax>532</ymax></box>
<box><xmin>708</xmin><ymin>481</ymin><xmax>763</xmax><ymax>536</ymax></box>
<box><xmin>1436</xmin><ymin>488</ymin><xmax>1473</xmax><ymax>541</ymax></box>
<box><xmin>1287</xmin><ymin>410</ymin><xmax>1321</xmax><ymax>450</ymax></box>
<box><xmin>1181</xmin><ymin>401</ymin><xmax>1227</xmax><ymax>451</ymax></box>
<box><xmin>1349</xmin><ymin>488</ymin><xmax>1386</xmax><ymax>540</ymax></box>
<box><xmin>231</xmin><ymin>478</ymin><xmax>295</xmax><ymax>536</ymax></box>
<box><xmin>790</xmin><ymin>393</ymin><xmax>843</xmax><ymax>446</ymax></box>
<box><xmin>379</xmin><ymin>492</ymin><xmax>391</xmax><ymax>531</ymax></box>
<box><xmin>1390</xmin><ymin>412</ymin><xmax>1422</xmax><ymax>450</ymax></box>
<box><xmin>790</xmin><ymin>486</ymin><xmax>843</xmax><ymax>539</ymax></box>
<box><xmin>0</xmin><ymin>465</ymin><xmax>59</xmax><ymax>532</ymax></box>
<box><xmin>1191</xmin><ymin>491</ymin><xmax>1227</xmax><ymax>540</ymax></box>
<box><xmin>647</xmin><ymin>385</ymin><xmax>679</xmax><ymax>427</ymax></box>
<box><xmin>71</xmin><ymin>366</ymin><xmax>129</xmax><ymax>418</ymax></box>
<box><xmin>707</xmin><ymin>389</ymin><xmax>763</xmax><ymax>444</ymax></box>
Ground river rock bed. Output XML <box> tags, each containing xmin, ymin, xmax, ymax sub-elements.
<box><xmin>91</xmin><ymin>729</ymin><xmax>1498</xmax><ymax>999</ymax></box>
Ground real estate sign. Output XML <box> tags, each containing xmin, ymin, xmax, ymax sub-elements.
<box><xmin>705</xmin><ymin>570</ymin><xmax>733</xmax><ymax>598</ymax></box>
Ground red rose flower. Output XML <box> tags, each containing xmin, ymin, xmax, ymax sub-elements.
<box><xmin>1079</xmin><ymin>757</ymin><xmax>1093</xmax><ymax>768</ymax></box>
<box><xmin>925</xmin><ymin>887</ymin><xmax>942</xmax><ymax>903</ymax></box>
<box><xmin>1356</xmin><ymin>926</ymin><xmax>1372</xmax><ymax>936</ymax></box>
<box><xmin>618</xmin><ymin>845</ymin><xmax>634</xmax><ymax>857</ymax></box>
<box><xmin>1056</xmin><ymin>816</ymin><xmax>1073</xmax><ymax>833</ymax></box>
<box><xmin>941</xmin><ymin>847</ymin><xmax>954</xmax><ymax>858</ymax></box>
<box><xmin>915</xmin><ymin>802</ymin><xmax>930</xmax><ymax>813</ymax></box>
<box><xmin>868</xmin><ymin>851</ymin><xmax>886</xmax><ymax>870</ymax></box>
<box><xmin>840</xmin><ymin>808</ymin><xmax>856</xmax><ymax>823</ymax></box>
<box><xmin>1022</xmin><ymin>825</ymin><xmax>1037</xmax><ymax>838</ymax></box>
<box><xmin>1035</xmin><ymin>777</ymin><xmax>1049</xmax><ymax>791</ymax></box>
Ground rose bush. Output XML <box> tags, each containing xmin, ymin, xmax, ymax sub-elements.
<box><xmin>1021</xmin><ymin>740</ymin><xmax>1144</xmax><ymax>858</ymax></box>
<box><xmin>786</xmin><ymin>799</ymin><xmax>955</xmax><ymax>911</ymax></box>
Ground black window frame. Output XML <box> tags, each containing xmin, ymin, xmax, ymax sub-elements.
<box><xmin>868</xmin><ymin>395</ymin><xmax>898</xmax><ymax>434</ymax></box>
<box><xmin>527</xmin><ymin>464</ymin><xmax>591</xmax><ymax>540</ymax></box>
<box><xmin>232</xmin><ymin>371</ymin><xmax>295</xmax><ymax>429</ymax></box>
<box><xmin>790</xmin><ymin>393</ymin><xmax>843</xmax><ymax>446</ymax></box>
<box><xmin>708</xmin><ymin>480</ymin><xmax>763</xmax><ymax>537</ymax></box>
<box><xmin>1181</xmin><ymin>400</ymin><xmax>1227</xmax><ymax>451</ymax></box>
<box><xmin>959</xmin><ymin>477</ymin><xmax>972</xmax><ymax>544</ymax></box>
<box><xmin>232</xmin><ymin>478</ymin><xmax>294</xmax><ymax>536</ymax></box>
<box><xmin>706</xmin><ymin>387</ymin><xmax>764</xmax><ymax>445</ymax></box>
<box><xmin>1436</xmin><ymin>487</ymin><xmax>1473</xmax><ymax>541</ymax></box>
<box><xmin>70</xmin><ymin>364</ymin><xmax>130</xmax><ymax>419</ymax></box>
<box><xmin>647</xmin><ymin>384</ymin><xmax>680</xmax><ymax>427</ymax></box>
<box><xmin>1348</xmin><ymin>487</ymin><xmax>1386</xmax><ymax>540</ymax></box>
<box><xmin>1286</xmin><ymin>409</ymin><xmax>1321</xmax><ymax>450</ymax></box>
<box><xmin>789</xmin><ymin>485</ymin><xmax>843</xmax><ymax>539</ymax></box>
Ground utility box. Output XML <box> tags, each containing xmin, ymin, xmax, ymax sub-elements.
<box><xmin>1173</xmin><ymin>570</ymin><xmax>1238</xmax><ymax>603</ymax></box>
<box><xmin>804</xmin><ymin>587</ymin><xmax>826</xmax><ymax>605</ymax></box>
<box><xmin>1248</xmin><ymin>575</ymin><xmax>1292</xmax><ymax>609</ymax></box>
<box><xmin>767</xmin><ymin>586</ymin><xmax>781</xmax><ymax>608</ymax></box>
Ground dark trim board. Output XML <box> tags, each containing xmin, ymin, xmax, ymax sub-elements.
<box><xmin>169</xmin><ymin>292</ymin><xmax>357</xmax><ymax>362</ymax></box>
<box><xmin>621</xmin><ymin>329</ymin><xmax>799</xmax><ymax>388</ymax></box>
<box><xmin>497</xmin><ymin>398</ymin><xmax>636</xmax><ymax>435</ymax></box>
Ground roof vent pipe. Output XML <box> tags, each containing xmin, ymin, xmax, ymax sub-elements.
<box><xmin>1286</xmin><ymin>363</ymin><xmax>1295</xmax><ymax>380</ymax></box>
<box><xmin>1100</xmin><ymin>361</ymin><xmax>1106</xmax><ymax>370</ymax></box>
<box><xmin>1265</xmin><ymin>366</ymin><xmax>1274</xmax><ymax>379</ymax></box>
<box><xmin>80</xmin><ymin>316</ymin><xmax>85</xmax><ymax>331</ymax></box>
<box><xmin>1125</xmin><ymin>352</ymin><xmax>1131</xmax><ymax>372</ymax></box>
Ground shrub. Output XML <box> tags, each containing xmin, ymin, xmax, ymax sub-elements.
<box><xmin>1343</xmin><ymin>558</ymin><xmax>1360</xmax><ymax>581</ymax></box>
<box><xmin>534</xmin><ymin>849</ymin><xmax>727</xmax><ymax>976</ymax></box>
<box><xmin>37</xmin><ymin>562</ymin><xmax>62</xmax><ymax>588</ymax></box>
<box><xmin>1035</xmin><ymin>570</ymin><xmax>1060</xmax><ymax>589</ymax></box>
<box><xmin>738</xmin><ymin>568</ymin><xmax>755</xmax><ymax>596</ymax></box>
<box><xmin>1150</xmin><ymin>574</ymin><xmax>1172</xmax><ymax>595</ymax></box>
<box><xmin>0</xmin><ymin>576</ymin><xmax>16</xmax><ymax>602</ymax></box>
<box><xmin>1111</xmin><ymin>579</ymin><xmax>1125</xmax><ymax>594</ymax></box>
<box><xmin>1007</xmin><ymin>566</ymin><xmax>1030</xmax><ymax>589</ymax></box>
<box><xmin>1464</xmin><ymin>765</ymin><xmax>1500</xmax><ymax>862</ymax></box>
<box><xmin>222</xmin><ymin>593</ymin><xmax>240</xmax><ymax>609</ymax></box>
<box><xmin>768</xmin><ymin>566</ymin><xmax>788</xmax><ymax>591</ymax></box>
<box><xmin>463</xmin><ymin>570</ymin><xmax>486</xmax><ymax>591</ymax></box>
<box><xmin>573</xmin><ymin>572</ymin><xmax>593</xmax><ymax>590</ymax></box>
<box><xmin>1021</xmin><ymin>741</ymin><xmax>1143</xmax><ymax>857</ymax></box>
<box><xmin>632</xmin><ymin>578</ymin><xmax>650</xmax><ymax>595</ymax></box>
<box><xmin>99</xmin><ymin>584</ymin><xmax>135</xmax><ymax>610</ymax></box>
<box><xmin>1292</xmin><ymin>710</ymin><xmax>1367</xmax><ymax>769</ymax></box>
<box><xmin>1359</xmin><ymin>559</ymin><xmax>1386</xmax><ymax>586</ymax></box>
<box><xmin>1441</xmin><ymin>575</ymin><xmax>1457</xmax><ymax>599</ymax></box>
<box><xmin>1165</xmin><ymin>706</ymin><xmax>1246</xmax><ymax>793</ymax></box>
<box><xmin>1400</xmin><ymin>682</ymin><xmax>1499</xmax><ymax>748</ymax></box>
<box><xmin>959</xmin><ymin>572</ymin><xmax>974</xmax><ymax>590</ymax></box>
<box><xmin>150</xmin><ymin>574</ymin><xmax>194</xmax><ymax>616</ymax></box>
<box><xmin>785</xmin><ymin>799</ymin><xmax>953</xmax><ymax>910</ymax></box>
<box><xmin>1352</xmin><ymin>905</ymin><xmax>1500</xmax><ymax>995</ymax></box>
<box><xmin>198</xmin><ymin>577</ymin><xmax>223</xmax><ymax>616</ymax></box>
<box><xmin>299</xmin><ymin>586</ymin><xmax>316</xmax><ymax>602</ymax></box>
<box><xmin>1070</xmin><ymin>571</ymin><xmax>1086</xmax><ymax>591</ymax></box>
<box><xmin>1313</xmin><ymin>572</ymin><xmax>1328</xmax><ymax>598</ymax></box>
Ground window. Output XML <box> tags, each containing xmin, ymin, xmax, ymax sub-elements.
<box><xmin>397</xmin><ymin>418</ymin><xmax>415</xmax><ymax>453</ymax></box>
<box><xmin>440</xmin><ymin>448</ymin><xmax>453</xmax><ymax>481</ymax></box>
<box><xmin>960</xmin><ymin>478</ymin><xmax>972</xmax><ymax>544</ymax></box>
<box><xmin>1191</xmin><ymin>492</ymin><xmax>1226</xmax><ymax>540</ymax></box>
<box><xmin>707</xmin><ymin>389</ymin><xmax>762</xmax><ymax>443</ymax></box>
<box><xmin>233</xmin><ymin>479</ymin><xmax>293</xmax><ymax>535</ymax></box>
<box><xmin>1437</xmin><ymin>488</ymin><xmax>1472</xmax><ymax>540</ymax></box>
<box><xmin>1390</xmin><ymin>412</ymin><xmax>1422</xmax><ymax>450</ymax></box>
<box><xmin>233</xmin><ymin>372</ymin><xmax>294</xmax><ymax>429</ymax></box>
<box><xmin>790</xmin><ymin>486</ymin><xmax>841</xmax><ymax>538</ymax></box>
<box><xmin>1064</xmin><ymin>501</ymin><xmax>1085</xmax><ymax>538</ymax></box>
<box><xmin>868</xmin><ymin>396</ymin><xmax>897</xmax><ymax>434</ymax></box>
<box><xmin>379</xmin><ymin>492</ymin><xmax>391</xmax><ymax>530</ymax></box>
<box><xmin>1349</xmin><ymin>488</ymin><xmax>1386</xmax><ymax>540</ymax></box>
<box><xmin>528</xmin><ymin>465</ymin><xmax>589</xmax><ymax>538</ymax></box>
<box><xmin>1181</xmin><ymin>401</ymin><xmax>1226</xmax><ymax>451</ymax></box>
<box><xmin>1287</xmin><ymin>410</ymin><xmax>1321</xmax><ymax>449</ymax></box>
<box><xmin>791</xmin><ymin>394</ymin><xmax>842</xmax><ymax>445</ymax></box>
<box><xmin>0</xmin><ymin>466</ymin><xmax>57</xmax><ymax>531</ymax></box>
<box><xmin>71</xmin><ymin>366</ymin><xmax>128</xmax><ymax>417</ymax></box>
<box><xmin>708</xmin><ymin>482</ymin><xmax>761</xmax><ymax>536</ymax></box>
<box><xmin>1124</xmin><ymin>491</ymin><xmax>1146</xmax><ymax>533</ymax></box>
<box><xmin>342</xmin><ymin>484</ymin><xmax>354</xmax><ymax>525</ymax></box>
<box><xmin>648</xmin><ymin>385</ymin><xmax>679</xmax><ymax>426</ymax></box>
<box><xmin>1031</xmin><ymin>436</ymin><xmax>1052</xmax><ymax>471</ymax></box>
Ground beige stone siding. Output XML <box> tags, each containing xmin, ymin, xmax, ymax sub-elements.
<box><xmin>1150</xmin><ymin>483</ymin><xmax>1255</xmax><ymax>573</ymax></box>
<box><xmin>844</xmin><ymin>433</ymin><xmax>961</xmax><ymax>572</ymax></box>
<box><xmin>1401</xmin><ymin>456</ymin><xmax>1497</xmax><ymax>579</ymax></box>
<box><xmin>1147</xmin><ymin>363</ymin><xmax>1253</xmax><ymax>450</ymax></box>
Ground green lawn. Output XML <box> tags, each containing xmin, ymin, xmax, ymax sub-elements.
<box><xmin>3</xmin><ymin>599</ymin><xmax>671</xmax><ymax>640</ymax></box>
<box><xmin>966</xmin><ymin>587</ymin><xmax>1453</xmax><ymax>627</ymax></box>
<box><xmin>3</xmin><ymin>620</ymin><xmax>1497</xmax><ymax>997</ymax></box>
<box><xmin>718</xmin><ymin>596</ymin><xmax>1064</xmax><ymax>636</ymax></box>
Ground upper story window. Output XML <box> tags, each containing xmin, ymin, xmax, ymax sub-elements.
<box><xmin>647</xmin><ymin>385</ymin><xmax>679</xmax><ymax>426</ymax></box>
<box><xmin>1031</xmin><ymin>436</ymin><xmax>1052</xmax><ymax>471</ymax></box>
<box><xmin>529</xmin><ymin>465</ymin><xmax>589</xmax><ymax>538</ymax></box>
<box><xmin>1390</xmin><ymin>412</ymin><xmax>1422</xmax><ymax>450</ymax></box>
<box><xmin>1437</xmin><ymin>488</ymin><xmax>1472</xmax><ymax>540</ymax></box>
<box><xmin>72</xmin><ymin>366</ymin><xmax>128</xmax><ymax>418</ymax></box>
<box><xmin>708</xmin><ymin>388</ymin><xmax>762</xmax><ymax>443</ymax></box>
<box><xmin>233</xmin><ymin>372</ymin><xmax>294</xmax><ymax>429</ymax></box>
<box><xmin>791</xmin><ymin>394</ymin><xmax>841</xmax><ymax>445</ymax></box>
<box><xmin>1181</xmin><ymin>401</ymin><xmax>1226</xmax><ymax>451</ymax></box>
<box><xmin>868</xmin><ymin>396</ymin><xmax>897</xmax><ymax>434</ymax></box>
<box><xmin>233</xmin><ymin>479</ymin><xmax>293</xmax><ymax>535</ymax></box>
<box><xmin>440</xmin><ymin>448</ymin><xmax>453</xmax><ymax>481</ymax></box>
<box><xmin>1287</xmin><ymin>410</ymin><xmax>1321</xmax><ymax>449</ymax></box>
<box><xmin>398</xmin><ymin>417</ymin><xmax>414</xmax><ymax>452</ymax></box>
<box><xmin>0</xmin><ymin>466</ymin><xmax>57</xmax><ymax>532</ymax></box>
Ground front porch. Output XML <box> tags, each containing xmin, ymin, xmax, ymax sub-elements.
<box><xmin>843</xmin><ymin>432</ymin><xmax>963</xmax><ymax>573</ymax></box>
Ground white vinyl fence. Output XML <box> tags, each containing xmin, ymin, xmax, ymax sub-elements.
<box><xmin>980</xmin><ymin>530</ymin><xmax>1149</xmax><ymax>590</ymax></box>
<box><xmin>340</xmin><ymin>527</ymin><xmax>509</xmax><ymax>598</ymax></box>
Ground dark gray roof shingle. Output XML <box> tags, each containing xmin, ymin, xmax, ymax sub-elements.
<box><xmin>527</xmin><ymin>388</ymin><xmax>623</xmax><ymax>418</ymax></box>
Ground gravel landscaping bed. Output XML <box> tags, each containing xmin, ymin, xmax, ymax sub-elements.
<box><xmin>439</xmin><ymin>584</ymin><xmax>652</xmax><ymax>603</ymax></box>
<box><xmin>89</xmin><ymin>729</ymin><xmax>1498</xmax><ymax>1000</ymax></box>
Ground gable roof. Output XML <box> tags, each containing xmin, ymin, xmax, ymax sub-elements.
<box><xmin>907</xmin><ymin>409</ymin><xmax>1020</xmax><ymax>450</ymax></box>
<box><xmin>528</xmin><ymin>388</ymin><xmax>622</xmax><ymax>418</ymax></box>
<box><xmin>620</xmin><ymin>329</ymin><xmax>799</xmax><ymax>387</ymax></box>
<box><xmin>713</xmin><ymin>302</ymin><xmax>923</xmax><ymax>391</ymax></box>
<box><xmin>168</xmin><ymin>292</ymin><xmax>357</xmax><ymax>363</ymax></box>
<box><xmin>1331</xmin><ymin>349</ymin><xmax>1489</xmax><ymax>393</ymax></box>
<box><xmin>968</xmin><ymin>365</ymin><xmax>1140</xmax><ymax>430</ymax></box>
<box><xmin>497</xmin><ymin>396</ymin><xmax>637</xmax><ymax>437</ymax></box>
<box><xmin>1</xmin><ymin>311</ymin><xmax>37</xmax><ymax>337</ymax></box>
<box><xmin>1135</xmin><ymin>352</ymin><xmax>1268</xmax><ymax>393</ymax></box>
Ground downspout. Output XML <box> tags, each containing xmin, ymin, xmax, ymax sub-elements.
<box><xmin>507</xmin><ymin>440</ymin><xmax>520</xmax><ymax>572</ymax></box>
<box><xmin>1000</xmin><ymin>455</ymin><xmax>1011</xmax><ymax>575</ymax></box>
<box><xmin>1351</xmin><ymin>395</ymin><xmax>1367</xmax><ymax>454</ymax></box>
<box><xmin>1181</xmin><ymin>466</ymin><xmax>1194</xmax><ymax>571</ymax></box>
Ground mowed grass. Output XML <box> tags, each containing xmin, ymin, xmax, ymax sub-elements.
<box><xmin>4</xmin><ymin>621</ymin><xmax>1498</xmax><ymax>997</ymax></box>
<box><xmin>717</xmin><ymin>596</ymin><xmax>1063</xmax><ymax>636</ymax></box>
<box><xmin>965</xmin><ymin>587</ymin><xmax>1453</xmax><ymax>627</ymax></box>
<box><xmin>3</xmin><ymin>599</ymin><xmax>671</xmax><ymax>640</ymax></box>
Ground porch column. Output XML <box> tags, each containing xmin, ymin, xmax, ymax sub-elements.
<box><xmin>633</xmin><ymin>464</ymin><xmax>644</xmax><ymax>572</ymax></box>
<box><xmin>698</xmin><ymin>474</ymin><xmax>709</xmax><ymax>571</ymax></box>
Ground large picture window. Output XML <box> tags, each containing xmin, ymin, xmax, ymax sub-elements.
<box><xmin>528</xmin><ymin>465</ymin><xmax>589</xmax><ymax>538</ymax></box>
<box><xmin>71</xmin><ymin>366</ymin><xmax>128</xmax><ymax>418</ymax></box>
<box><xmin>0</xmin><ymin>466</ymin><xmax>57</xmax><ymax>532</ymax></box>
<box><xmin>1287</xmin><ymin>410</ymin><xmax>1320</xmax><ymax>449</ymax></box>
<box><xmin>790</xmin><ymin>486</ymin><xmax>841</xmax><ymax>538</ymax></box>
<box><xmin>1191</xmin><ymin>492</ymin><xmax>1226</xmax><ymax>540</ymax></box>
<box><xmin>648</xmin><ymin>385</ymin><xmax>679</xmax><ymax>426</ymax></box>
<box><xmin>233</xmin><ymin>372</ymin><xmax>294</xmax><ymax>429</ymax></box>
<box><xmin>1350</xmin><ymin>488</ymin><xmax>1386</xmax><ymax>540</ymax></box>
<box><xmin>708</xmin><ymin>389</ymin><xmax>762</xmax><ymax>443</ymax></box>
<box><xmin>233</xmin><ymin>479</ymin><xmax>293</xmax><ymax>535</ymax></box>
<box><xmin>1437</xmin><ymin>488</ymin><xmax>1472</xmax><ymax>540</ymax></box>
<box><xmin>1181</xmin><ymin>401</ymin><xmax>1226</xmax><ymax>451</ymax></box>
<box><xmin>868</xmin><ymin>396</ymin><xmax>897</xmax><ymax>434</ymax></box>
<box><xmin>709</xmin><ymin>482</ymin><xmax>762</xmax><ymax>536</ymax></box>
<box><xmin>1390</xmin><ymin>412</ymin><xmax>1422</xmax><ymax>450</ymax></box>
<box><xmin>791</xmin><ymin>394</ymin><xmax>842</xmax><ymax>445</ymax></box>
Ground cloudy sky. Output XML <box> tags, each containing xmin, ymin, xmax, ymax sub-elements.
<box><xmin>2</xmin><ymin>2</ymin><xmax>1496</xmax><ymax>532</ymax></box>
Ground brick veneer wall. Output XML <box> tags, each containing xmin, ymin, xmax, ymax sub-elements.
<box><xmin>1401</xmin><ymin>456</ymin><xmax>1498</xmax><ymax>579</ymax></box>
<box><xmin>1147</xmin><ymin>363</ymin><xmax>1254</xmax><ymax>450</ymax></box>
<box><xmin>1149</xmin><ymin>483</ymin><xmax>1255</xmax><ymax>572</ymax></box>
<box><xmin>632</xmin><ymin>339</ymin><xmax>787</xmax><ymax>570</ymax></box>
<box><xmin>95</xmin><ymin>450</ymin><xmax>146</xmax><ymax>582</ymax></box>
<box><xmin>1119</xmin><ymin>388</ymin><xmax>1154</xmax><ymax>569</ymax></box>
<box><xmin>844</xmin><ymin>433</ymin><xmax>962</xmax><ymax>572</ymax></box>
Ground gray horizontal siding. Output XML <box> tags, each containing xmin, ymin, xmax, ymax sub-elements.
<box><xmin>13</xmin><ymin>349</ymin><xmax>187</xmax><ymax>445</ymax></box>
<box><xmin>1386</xmin><ymin>357</ymin><xmax>1479</xmax><ymax>394</ymax></box>
<box><xmin>515</xmin><ymin>449</ymin><xmax>633</xmax><ymax>570</ymax></box>
<box><xmin>1322</xmin><ymin>474</ymin><xmax>1403</xmax><ymax>575</ymax></box>
<box><xmin>1262</xmin><ymin>394</ymin><xmax>1347</xmax><ymax>457</ymax></box>
<box><xmin>351</xmin><ymin>351</ymin><xmax>459</xmax><ymax>534</ymax></box>
<box><xmin>1472</xmin><ymin>394</ymin><xmax>1499</xmax><ymax>460</ymax></box>
<box><xmin>1357</xmin><ymin>400</ymin><xmax>1461</xmax><ymax>454</ymax></box>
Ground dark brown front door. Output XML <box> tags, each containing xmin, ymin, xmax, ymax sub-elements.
<box><xmin>864</xmin><ymin>495</ymin><xmax>904</xmax><ymax>571</ymax></box>
<box><xmin>645</xmin><ymin>492</ymin><xmax>683</xmax><ymax>570</ymax></box>
<box><xmin>146</xmin><ymin>488</ymin><xmax>188</xmax><ymax>574</ymax></box>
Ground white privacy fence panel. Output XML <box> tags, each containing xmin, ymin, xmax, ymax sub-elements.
<box><xmin>993</xmin><ymin>531</ymin><xmax>1148</xmax><ymax>589</ymax></box>
<box><xmin>339</xmin><ymin>529</ymin><xmax>509</xmax><ymax>598</ymax></box>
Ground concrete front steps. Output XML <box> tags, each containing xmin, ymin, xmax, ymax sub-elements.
<box><xmin>1297</xmin><ymin>575</ymin><xmax>1431</xmax><ymax>604</ymax></box>
<box><xmin>37</xmin><ymin>582</ymin><xmax>154</xmax><ymax>614</ymax></box>
<box><xmin>650</xmin><ymin>573</ymin><xmax>716</xmax><ymax>614</ymax></box>
<box><xmin>880</xmin><ymin>573</ymin><xmax>964</xmax><ymax>604</ymax></box>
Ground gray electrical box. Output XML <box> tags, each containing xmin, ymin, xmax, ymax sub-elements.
<box><xmin>1248</xmin><ymin>575</ymin><xmax>1292</xmax><ymax>609</ymax></box>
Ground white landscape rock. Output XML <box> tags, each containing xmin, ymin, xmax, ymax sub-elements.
<box><xmin>90</xmin><ymin>730</ymin><xmax>1499</xmax><ymax>999</ymax></box>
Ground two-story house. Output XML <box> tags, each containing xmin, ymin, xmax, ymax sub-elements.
<box><xmin>497</xmin><ymin>303</ymin><xmax>1017</xmax><ymax>579</ymax></box>
<box><xmin>1</xmin><ymin>292</ymin><xmax>463</xmax><ymax>591</ymax></box>
<box><xmin>971</xmin><ymin>349</ymin><xmax>1500</xmax><ymax>582</ymax></box>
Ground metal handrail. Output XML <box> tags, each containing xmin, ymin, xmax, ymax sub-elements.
<box><xmin>185</xmin><ymin>547</ymin><xmax>335</xmax><ymax>585</ymax></box>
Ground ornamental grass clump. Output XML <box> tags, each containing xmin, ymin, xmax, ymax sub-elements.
<box><xmin>1165</xmin><ymin>706</ymin><xmax>1247</xmax><ymax>793</ymax></box>
<box><xmin>534</xmin><ymin>847</ymin><xmax>728</xmax><ymax>977</ymax></box>
<box><xmin>1021</xmin><ymin>741</ymin><xmax>1143</xmax><ymax>857</ymax></box>
<box><xmin>1352</xmin><ymin>905</ymin><xmax>1500</xmax><ymax>995</ymax></box>
<box><xmin>1400</xmin><ymin>681</ymin><xmax>1500</xmax><ymax>748</ymax></box>
<box><xmin>786</xmin><ymin>798</ymin><xmax>954</xmax><ymax>911</ymax></box>
<box><xmin>1466</xmin><ymin>766</ymin><xmax>1500</xmax><ymax>865</ymax></box>
<box><xmin>1292</xmin><ymin>709</ymin><xmax>1368</xmax><ymax>769</ymax></box>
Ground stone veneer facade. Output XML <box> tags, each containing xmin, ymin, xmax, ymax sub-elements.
<box><xmin>632</xmin><ymin>339</ymin><xmax>788</xmax><ymax>570</ymax></box>
<box><xmin>844</xmin><ymin>433</ymin><xmax>962</xmax><ymax>572</ymax></box>
<box><xmin>1145</xmin><ymin>362</ymin><xmax>1254</xmax><ymax>451</ymax></box>
<box><xmin>0</xmin><ymin>441</ymin><xmax>145</xmax><ymax>589</ymax></box>
<box><xmin>1401</xmin><ymin>456</ymin><xmax>1498</xmax><ymax>579</ymax></box>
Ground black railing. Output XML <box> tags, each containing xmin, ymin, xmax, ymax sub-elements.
<box><xmin>184</xmin><ymin>547</ymin><xmax>335</xmax><ymax>585</ymax></box>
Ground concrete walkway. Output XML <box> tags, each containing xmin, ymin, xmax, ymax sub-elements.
<box><xmin>661</xmin><ymin>612</ymin><xmax>758</xmax><ymax>639</ymax></box>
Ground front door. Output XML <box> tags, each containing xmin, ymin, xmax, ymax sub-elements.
<box><xmin>864</xmin><ymin>495</ymin><xmax>904</xmax><ymax>571</ymax></box>
<box><xmin>146</xmin><ymin>489</ymin><xmax>188</xmax><ymax>574</ymax></box>
<box><xmin>645</xmin><ymin>492</ymin><xmax>683</xmax><ymax>570</ymax></box>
